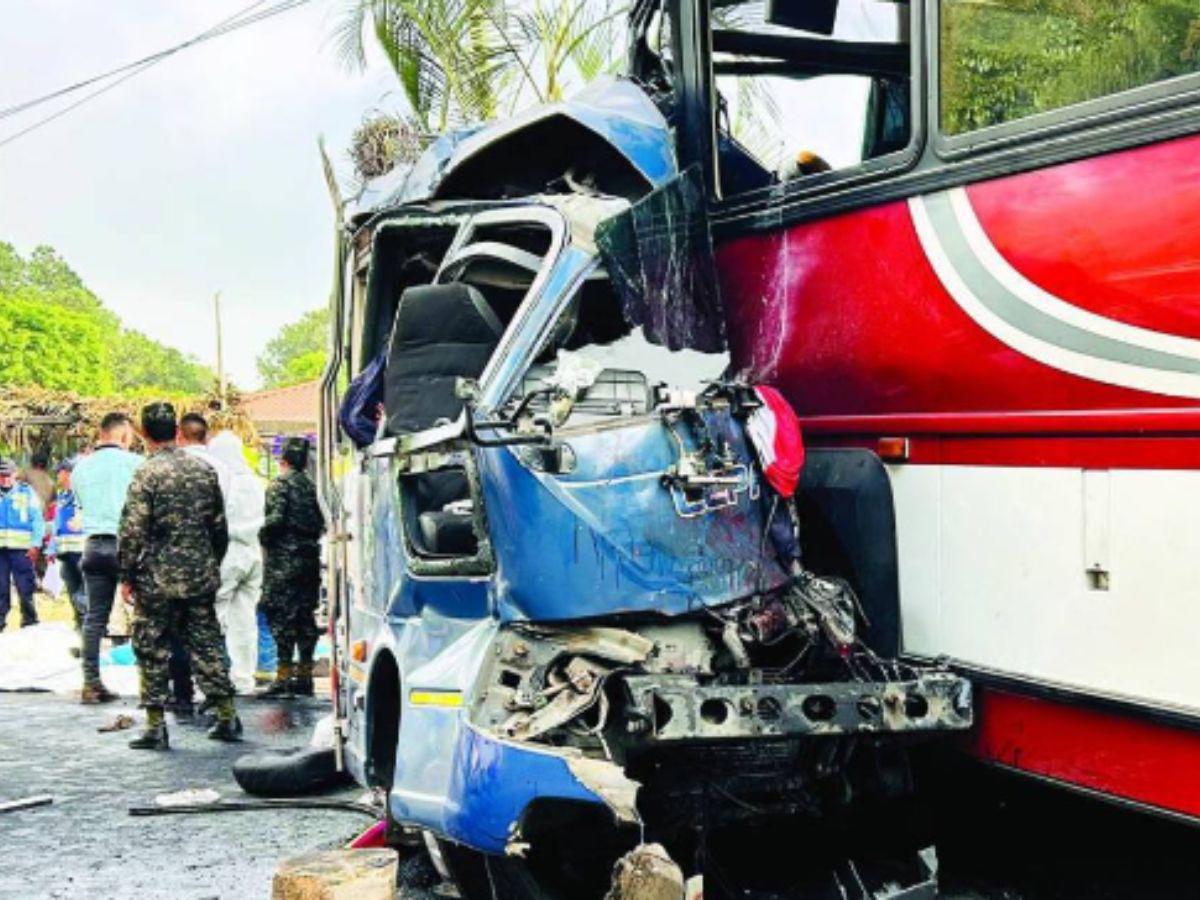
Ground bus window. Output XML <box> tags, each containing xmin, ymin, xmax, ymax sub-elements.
<box><xmin>941</xmin><ymin>0</ymin><xmax>1200</xmax><ymax>136</ymax></box>
<box><xmin>709</xmin><ymin>0</ymin><xmax>911</xmax><ymax>197</ymax></box>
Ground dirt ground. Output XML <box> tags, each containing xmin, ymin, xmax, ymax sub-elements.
<box><xmin>4</xmin><ymin>588</ymin><xmax>75</xmax><ymax>630</ymax></box>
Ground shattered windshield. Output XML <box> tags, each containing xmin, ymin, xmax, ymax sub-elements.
<box><xmin>378</xmin><ymin>208</ymin><xmax>563</xmax><ymax>439</ymax></box>
<box><xmin>507</xmin><ymin>268</ymin><xmax>729</xmax><ymax>425</ymax></box>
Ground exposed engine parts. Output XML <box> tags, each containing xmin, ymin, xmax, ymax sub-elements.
<box><xmin>623</xmin><ymin>671</ymin><xmax>972</xmax><ymax>742</ymax></box>
<box><xmin>471</xmin><ymin>573</ymin><xmax>973</xmax><ymax>757</ymax></box>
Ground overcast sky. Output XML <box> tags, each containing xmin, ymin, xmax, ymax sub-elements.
<box><xmin>0</xmin><ymin>0</ymin><xmax>396</xmax><ymax>388</ymax></box>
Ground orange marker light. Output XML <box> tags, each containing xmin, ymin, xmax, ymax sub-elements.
<box><xmin>351</xmin><ymin>640</ymin><xmax>368</xmax><ymax>663</ymax></box>
<box><xmin>877</xmin><ymin>437</ymin><xmax>910</xmax><ymax>462</ymax></box>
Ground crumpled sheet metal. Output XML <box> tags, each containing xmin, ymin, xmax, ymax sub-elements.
<box><xmin>353</xmin><ymin>78</ymin><xmax>674</xmax><ymax>220</ymax></box>
<box><xmin>566</xmin><ymin>756</ymin><xmax>642</xmax><ymax>825</ymax></box>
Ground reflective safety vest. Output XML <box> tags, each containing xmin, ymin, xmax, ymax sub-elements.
<box><xmin>0</xmin><ymin>483</ymin><xmax>45</xmax><ymax>550</ymax></box>
<box><xmin>52</xmin><ymin>489</ymin><xmax>86</xmax><ymax>555</ymax></box>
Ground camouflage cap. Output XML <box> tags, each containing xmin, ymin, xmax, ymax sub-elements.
<box><xmin>282</xmin><ymin>437</ymin><xmax>311</xmax><ymax>470</ymax></box>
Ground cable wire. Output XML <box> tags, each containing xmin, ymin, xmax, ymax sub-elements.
<box><xmin>0</xmin><ymin>0</ymin><xmax>273</xmax><ymax>121</ymax></box>
<box><xmin>0</xmin><ymin>0</ymin><xmax>314</xmax><ymax>149</ymax></box>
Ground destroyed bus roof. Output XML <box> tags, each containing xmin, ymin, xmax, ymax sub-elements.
<box><xmin>349</xmin><ymin>78</ymin><xmax>676</xmax><ymax>223</ymax></box>
<box><xmin>351</xmin><ymin>194</ymin><xmax>631</xmax><ymax>251</ymax></box>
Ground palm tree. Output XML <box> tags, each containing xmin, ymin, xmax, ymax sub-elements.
<box><xmin>334</xmin><ymin>0</ymin><xmax>629</xmax><ymax>130</ymax></box>
<box><xmin>333</xmin><ymin>0</ymin><xmax>511</xmax><ymax>133</ymax></box>
<box><xmin>508</xmin><ymin>0</ymin><xmax>628</xmax><ymax>103</ymax></box>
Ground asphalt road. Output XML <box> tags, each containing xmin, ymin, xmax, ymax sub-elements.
<box><xmin>5</xmin><ymin>690</ymin><xmax>1200</xmax><ymax>899</ymax></box>
<box><xmin>0</xmin><ymin>692</ymin><xmax>440</xmax><ymax>900</ymax></box>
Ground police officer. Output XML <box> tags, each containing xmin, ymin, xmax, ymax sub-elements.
<box><xmin>118</xmin><ymin>402</ymin><xmax>241</xmax><ymax>749</ymax></box>
<box><xmin>0</xmin><ymin>458</ymin><xmax>44</xmax><ymax>630</ymax></box>
<box><xmin>48</xmin><ymin>458</ymin><xmax>88</xmax><ymax>633</ymax></box>
<box><xmin>259</xmin><ymin>437</ymin><xmax>325</xmax><ymax>697</ymax></box>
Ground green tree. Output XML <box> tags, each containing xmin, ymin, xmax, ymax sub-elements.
<box><xmin>333</xmin><ymin>0</ymin><xmax>626</xmax><ymax>149</ymax></box>
<box><xmin>113</xmin><ymin>330</ymin><xmax>216</xmax><ymax>395</ymax></box>
<box><xmin>335</xmin><ymin>0</ymin><xmax>510</xmax><ymax>134</ymax></box>
<box><xmin>941</xmin><ymin>0</ymin><xmax>1200</xmax><ymax>135</ymax></box>
<box><xmin>0</xmin><ymin>240</ymin><xmax>219</xmax><ymax>396</ymax></box>
<box><xmin>256</xmin><ymin>308</ymin><xmax>330</xmax><ymax>388</ymax></box>
<box><xmin>0</xmin><ymin>293</ymin><xmax>114</xmax><ymax>393</ymax></box>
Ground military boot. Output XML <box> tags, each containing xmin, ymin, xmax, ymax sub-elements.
<box><xmin>292</xmin><ymin>660</ymin><xmax>315</xmax><ymax>697</ymax></box>
<box><xmin>207</xmin><ymin>698</ymin><xmax>243</xmax><ymax>742</ymax></box>
<box><xmin>260</xmin><ymin>662</ymin><xmax>294</xmax><ymax>698</ymax></box>
<box><xmin>81</xmin><ymin>681</ymin><xmax>119</xmax><ymax>705</ymax></box>
<box><xmin>129</xmin><ymin>707</ymin><xmax>170</xmax><ymax>750</ymax></box>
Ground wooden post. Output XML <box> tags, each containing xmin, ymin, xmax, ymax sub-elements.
<box><xmin>214</xmin><ymin>290</ymin><xmax>226</xmax><ymax>407</ymax></box>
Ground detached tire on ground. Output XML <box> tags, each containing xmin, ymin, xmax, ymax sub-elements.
<box><xmin>233</xmin><ymin>747</ymin><xmax>351</xmax><ymax>797</ymax></box>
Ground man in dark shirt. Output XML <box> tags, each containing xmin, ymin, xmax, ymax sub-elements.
<box><xmin>118</xmin><ymin>402</ymin><xmax>241</xmax><ymax>749</ymax></box>
<box><xmin>259</xmin><ymin>437</ymin><xmax>325</xmax><ymax>697</ymax></box>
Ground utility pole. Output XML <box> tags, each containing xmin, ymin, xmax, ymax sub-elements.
<box><xmin>214</xmin><ymin>291</ymin><xmax>226</xmax><ymax>407</ymax></box>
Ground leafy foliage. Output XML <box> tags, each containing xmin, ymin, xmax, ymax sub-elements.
<box><xmin>256</xmin><ymin>307</ymin><xmax>330</xmax><ymax>388</ymax></box>
<box><xmin>335</xmin><ymin>0</ymin><xmax>511</xmax><ymax>134</ymax></box>
<box><xmin>0</xmin><ymin>292</ymin><xmax>114</xmax><ymax>393</ymax></box>
<box><xmin>0</xmin><ymin>242</ymin><xmax>214</xmax><ymax>396</ymax></box>
<box><xmin>942</xmin><ymin>0</ymin><xmax>1200</xmax><ymax>135</ymax></box>
<box><xmin>113</xmin><ymin>330</ymin><xmax>215</xmax><ymax>395</ymax></box>
<box><xmin>334</xmin><ymin>0</ymin><xmax>628</xmax><ymax>180</ymax></box>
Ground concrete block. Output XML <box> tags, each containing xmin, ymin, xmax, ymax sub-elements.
<box><xmin>272</xmin><ymin>848</ymin><xmax>398</xmax><ymax>900</ymax></box>
<box><xmin>605</xmin><ymin>843</ymin><xmax>684</xmax><ymax>900</ymax></box>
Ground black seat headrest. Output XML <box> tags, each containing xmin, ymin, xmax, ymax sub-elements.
<box><xmin>384</xmin><ymin>283</ymin><xmax>504</xmax><ymax>435</ymax></box>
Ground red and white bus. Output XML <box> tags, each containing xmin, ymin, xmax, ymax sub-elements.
<box><xmin>636</xmin><ymin>0</ymin><xmax>1200</xmax><ymax>822</ymax></box>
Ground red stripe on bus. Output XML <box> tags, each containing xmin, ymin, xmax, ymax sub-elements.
<box><xmin>970</xmin><ymin>688</ymin><xmax>1200</xmax><ymax>822</ymax></box>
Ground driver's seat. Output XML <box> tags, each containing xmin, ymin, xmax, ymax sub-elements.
<box><xmin>384</xmin><ymin>282</ymin><xmax>504</xmax><ymax>436</ymax></box>
<box><xmin>385</xmin><ymin>282</ymin><xmax>503</xmax><ymax>558</ymax></box>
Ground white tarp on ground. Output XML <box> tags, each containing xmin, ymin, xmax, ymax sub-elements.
<box><xmin>0</xmin><ymin>622</ymin><xmax>140</xmax><ymax>696</ymax></box>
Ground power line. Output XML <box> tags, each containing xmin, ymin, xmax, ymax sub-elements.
<box><xmin>0</xmin><ymin>0</ymin><xmax>275</xmax><ymax>122</ymax></box>
<box><xmin>0</xmin><ymin>0</ymin><xmax>314</xmax><ymax>150</ymax></box>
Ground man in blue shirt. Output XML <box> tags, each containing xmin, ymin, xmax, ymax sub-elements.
<box><xmin>0</xmin><ymin>458</ymin><xmax>44</xmax><ymax>630</ymax></box>
<box><xmin>71</xmin><ymin>412</ymin><xmax>143</xmax><ymax>704</ymax></box>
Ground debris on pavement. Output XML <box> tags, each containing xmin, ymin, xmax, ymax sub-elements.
<box><xmin>154</xmin><ymin>787</ymin><xmax>221</xmax><ymax>807</ymax></box>
<box><xmin>0</xmin><ymin>795</ymin><xmax>53</xmax><ymax>815</ymax></box>
<box><xmin>128</xmin><ymin>797</ymin><xmax>380</xmax><ymax>818</ymax></box>
<box><xmin>347</xmin><ymin>820</ymin><xmax>388</xmax><ymax>849</ymax></box>
<box><xmin>833</xmin><ymin>846</ymin><xmax>939</xmax><ymax>900</ymax></box>
<box><xmin>97</xmin><ymin>713</ymin><xmax>136</xmax><ymax>733</ymax></box>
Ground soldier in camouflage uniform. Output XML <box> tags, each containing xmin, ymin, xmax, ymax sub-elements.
<box><xmin>259</xmin><ymin>437</ymin><xmax>325</xmax><ymax>697</ymax></box>
<box><xmin>118</xmin><ymin>402</ymin><xmax>241</xmax><ymax>749</ymax></box>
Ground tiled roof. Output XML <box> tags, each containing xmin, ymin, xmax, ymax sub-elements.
<box><xmin>243</xmin><ymin>380</ymin><xmax>319</xmax><ymax>434</ymax></box>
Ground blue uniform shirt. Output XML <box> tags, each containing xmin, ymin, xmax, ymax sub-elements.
<box><xmin>71</xmin><ymin>445</ymin><xmax>143</xmax><ymax>537</ymax></box>
<box><xmin>51</xmin><ymin>489</ymin><xmax>86</xmax><ymax>555</ymax></box>
<box><xmin>0</xmin><ymin>482</ymin><xmax>45</xmax><ymax>550</ymax></box>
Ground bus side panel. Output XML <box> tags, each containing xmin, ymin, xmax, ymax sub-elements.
<box><xmin>716</xmin><ymin>133</ymin><xmax>1200</xmax><ymax>819</ymax></box>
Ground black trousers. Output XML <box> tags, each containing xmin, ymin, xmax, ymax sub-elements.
<box><xmin>0</xmin><ymin>548</ymin><xmax>38</xmax><ymax>629</ymax></box>
<box><xmin>58</xmin><ymin>551</ymin><xmax>87</xmax><ymax>632</ymax></box>
<box><xmin>80</xmin><ymin>536</ymin><xmax>118</xmax><ymax>683</ymax></box>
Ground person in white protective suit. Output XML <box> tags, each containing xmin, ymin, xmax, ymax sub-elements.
<box><xmin>207</xmin><ymin>431</ymin><xmax>265</xmax><ymax>695</ymax></box>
